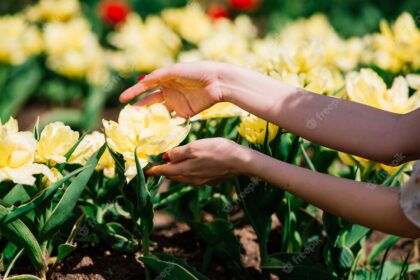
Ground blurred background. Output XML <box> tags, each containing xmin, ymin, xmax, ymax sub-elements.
<box><xmin>0</xmin><ymin>0</ymin><xmax>419</xmax><ymax>131</ymax></box>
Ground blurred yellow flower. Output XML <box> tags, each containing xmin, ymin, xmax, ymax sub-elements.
<box><xmin>191</xmin><ymin>102</ymin><xmax>246</xmax><ymax>121</ymax></box>
<box><xmin>108</xmin><ymin>14</ymin><xmax>181</xmax><ymax>73</ymax></box>
<box><xmin>198</xmin><ymin>15</ymin><xmax>257</xmax><ymax>64</ymax></box>
<box><xmin>346</xmin><ymin>68</ymin><xmax>420</xmax><ymax>114</ymax></box>
<box><xmin>338</xmin><ymin>152</ymin><xmax>410</xmax><ymax>180</ymax></box>
<box><xmin>68</xmin><ymin>131</ymin><xmax>115</xmax><ymax>178</ymax></box>
<box><xmin>305</xmin><ymin>66</ymin><xmax>344</xmax><ymax>95</ymax></box>
<box><xmin>25</xmin><ymin>0</ymin><xmax>80</xmax><ymax>22</ymax></box>
<box><xmin>35</xmin><ymin>122</ymin><xmax>79</xmax><ymax>165</ymax></box>
<box><xmin>275</xmin><ymin>41</ymin><xmax>325</xmax><ymax>74</ymax></box>
<box><xmin>161</xmin><ymin>3</ymin><xmax>213</xmax><ymax>44</ymax></box>
<box><xmin>43</xmin><ymin>18</ymin><xmax>108</xmax><ymax>85</ymax></box>
<box><xmin>340</xmin><ymin>69</ymin><xmax>419</xmax><ymax>176</ymax></box>
<box><xmin>103</xmin><ymin>104</ymin><xmax>190</xmax><ymax>181</ymax></box>
<box><xmin>369</xmin><ymin>13</ymin><xmax>420</xmax><ymax>72</ymax></box>
<box><xmin>0</xmin><ymin>118</ymin><xmax>54</xmax><ymax>185</ymax></box>
<box><xmin>237</xmin><ymin>114</ymin><xmax>278</xmax><ymax>145</ymax></box>
<box><xmin>406</xmin><ymin>74</ymin><xmax>420</xmax><ymax>91</ymax></box>
<box><xmin>0</xmin><ymin>15</ymin><xmax>43</xmax><ymax>65</ymax></box>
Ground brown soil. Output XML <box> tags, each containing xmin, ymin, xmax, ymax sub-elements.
<box><xmin>47</xmin><ymin>211</ymin><xmax>417</xmax><ymax>280</ymax></box>
<box><xmin>50</xmin><ymin>211</ymin><xmax>263</xmax><ymax>280</ymax></box>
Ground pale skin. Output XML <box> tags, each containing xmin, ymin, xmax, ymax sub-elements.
<box><xmin>120</xmin><ymin>61</ymin><xmax>420</xmax><ymax>238</ymax></box>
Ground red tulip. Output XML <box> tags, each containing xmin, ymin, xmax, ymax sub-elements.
<box><xmin>207</xmin><ymin>3</ymin><xmax>229</xmax><ymax>20</ymax></box>
<box><xmin>98</xmin><ymin>0</ymin><xmax>131</xmax><ymax>25</ymax></box>
<box><xmin>228</xmin><ymin>0</ymin><xmax>260</xmax><ymax>12</ymax></box>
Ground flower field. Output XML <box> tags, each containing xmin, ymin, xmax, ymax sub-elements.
<box><xmin>0</xmin><ymin>0</ymin><xmax>419</xmax><ymax>279</ymax></box>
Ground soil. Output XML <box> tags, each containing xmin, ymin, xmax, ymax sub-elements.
<box><xmin>46</xmin><ymin>211</ymin><xmax>417</xmax><ymax>280</ymax></box>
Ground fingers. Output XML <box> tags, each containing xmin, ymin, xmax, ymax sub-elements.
<box><xmin>146</xmin><ymin>161</ymin><xmax>189</xmax><ymax>177</ymax></box>
<box><xmin>167</xmin><ymin>176</ymin><xmax>208</xmax><ymax>186</ymax></box>
<box><xmin>134</xmin><ymin>89</ymin><xmax>164</xmax><ymax>107</ymax></box>
<box><xmin>119</xmin><ymin>67</ymin><xmax>174</xmax><ymax>103</ymax></box>
<box><xmin>166</xmin><ymin>175</ymin><xmax>231</xmax><ymax>186</ymax></box>
<box><xmin>167</xmin><ymin>144</ymin><xmax>194</xmax><ymax>163</ymax></box>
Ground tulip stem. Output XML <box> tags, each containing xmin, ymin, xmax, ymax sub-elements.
<box><xmin>141</xmin><ymin>224</ymin><xmax>151</xmax><ymax>280</ymax></box>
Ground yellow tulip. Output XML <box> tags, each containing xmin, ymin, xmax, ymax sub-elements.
<box><xmin>161</xmin><ymin>3</ymin><xmax>213</xmax><ymax>44</ymax></box>
<box><xmin>108</xmin><ymin>13</ymin><xmax>181</xmax><ymax>73</ymax></box>
<box><xmin>103</xmin><ymin>104</ymin><xmax>190</xmax><ymax>181</ymax></box>
<box><xmin>237</xmin><ymin>114</ymin><xmax>278</xmax><ymax>145</ymax></box>
<box><xmin>369</xmin><ymin>13</ymin><xmax>420</xmax><ymax>72</ymax></box>
<box><xmin>338</xmin><ymin>151</ymin><xmax>411</xmax><ymax>180</ymax></box>
<box><xmin>68</xmin><ymin>131</ymin><xmax>115</xmax><ymax>178</ymax></box>
<box><xmin>0</xmin><ymin>118</ymin><xmax>54</xmax><ymax>185</ymax></box>
<box><xmin>191</xmin><ymin>102</ymin><xmax>246</xmax><ymax>121</ymax></box>
<box><xmin>35</xmin><ymin>122</ymin><xmax>79</xmax><ymax>165</ymax></box>
<box><xmin>43</xmin><ymin>18</ymin><xmax>108</xmax><ymax>85</ymax></box>
<box><xmin>25</xmin><ymin>0</ymin><xmax>80</xmax><ymax>22</ymax></box>
<box><xmin>96</xmin><ymin>149</ymin><xmax>116</xmax><ymax>178</ymax></box>
<box><xmin>346</xmin><ymin>68</ymin><xmax>419</xmax><ymax>114</ymax></box>
<box><xmin>198</xmin><ymin>16</ymin><xmax>257</xmax><ymax>64</ymax></box>
<box><xmin>0</xmin><ymin>15</ymin><xmax>43</xmax><ymax>65</ymax></box>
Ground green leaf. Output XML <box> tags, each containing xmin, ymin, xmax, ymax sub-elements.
<box><xmin>0</xmin><ymin>206</ymin><xmax>46</xmax><ymax>271</ymax></box>
<box><xmin>322</xmin><ymin>212</ymin><xmax>342</xmax><ymax>246</ymax></box>
<box><xmin>39</xmin><ymin>146</ymin><xmax>105</xmax><ymax>240</ymax></box>
<box><xmin>135</xmin><ymin>150</ymin><xmax>147</xmax><ymax>211</ymax></box>
<box><xmin>262</xmin><ymin>256</ymin><xmax>337</xmax><ymax>280</ymax></box>
<box><xmin>344</xmin><ymin>224</ymin><xmax>370</xmax><ymax>248</ymax></box>
<box><xmin>235</xmin><ymin>175</ymin><xmax>283</xmax><ymax>262</ymax></box>
<box><xmin>286</xmin><ymin>135</ymin><xmax>300</xmax><ymax>164</ymax></box>
<box><xmin>141</xmin><ymin>254</ymin><xmax>208</xmax><ymax>280</ymax></box>
<box><xmin>299</xmin><ymin>142</ymin><xmax>316</xmax><ymax>171</ymax></box>
<box><xmin>81</xmin><ymin>86</ymin><xmax>110</xmax><ymax>130</ymax></box>
<box><xmin>106</xmin><ymin>144</ymin><xmax>125</xmax><ymax>176</ymax></box>
<box><xmin>368</xmin><ymin>235</ymin><xmax>400</xmax><ymax>264</ymax></box>
<box><xmin>0</xmin><ymin>61</ymin><xmax>42</xmax><ymax>122</ymax></box>
<box><xmin>2</xmin><ymin>166</ymin><xmax>88</xmax><ymax>225</ymax></box>
<box><xmin>2</xmin><ymin>185</ymin><xmax>34</xmax><ymax>206</ymax></box>
<box><xmin>337</xmin><ymin>246</ymin><xmax>354</xmax><ymax>269</ymax></box>
<box><xmin>97</xmin><ymin>222</ymin><xmax>138</xmax><ymax>253</ymax></box>
<box><xmin>188</xmin><ymin>219</ymin><xmax>246</xmax><ymax>276</ymax></box>
<box><xmin>57</xmin><ymin>243</ymin><xmax>76</xmax><ymax>262</ymax></box>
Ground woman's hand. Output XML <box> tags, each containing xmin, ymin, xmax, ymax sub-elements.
<box><xmin>146</xmin><ymin>138</ymin><xmax>251</xmax><ymax>186</ymax></box>
<box><xmin>119</xmin><ymin>61</ymin><xmax>238</xmax><ymax>118</ymax></box>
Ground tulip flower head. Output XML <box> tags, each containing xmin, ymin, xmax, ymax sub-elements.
<box><xmin>103</xmin><ymin>104</ymin><xmax>190</xmax><ymax>181</ymax></box>
<box><xmin>0</xmin><ymin>118</ymin><xmax>54</xmax><ymax>185</ymax></box>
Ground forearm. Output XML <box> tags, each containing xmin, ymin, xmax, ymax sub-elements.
<box><xmin>221</xmin><ymin>65</ymin><xmax>417</xmax><ymax>163</ymax></box>
<box><xmin>237</xmin><ymin>147</ymin><xmax>420</xmax><ymax>238</ymax></box>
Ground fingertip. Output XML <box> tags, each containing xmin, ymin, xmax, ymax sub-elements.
<box><xmin>146</xmin><ymin>166</ymin><xmax>158</xmax><ymax>176</ymax></box>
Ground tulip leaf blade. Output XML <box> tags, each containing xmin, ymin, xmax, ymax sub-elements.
<box><xmin>0</xmin><ymin>205</ymin><xmax>46</xmax><ymax>271</ymax></box>
<box><xmin>141</xmin><ymin>253</ymin><xmax>208</xmax><ymax>280</ymax></box>
<box><xmin>2</xmin><ymin>166</ymin><xmax>88</xmax><ymax>225</ymax></box>
<box><xmin>39</xmin><ymin>146</ymin><xmax>105</xmax><ymax>240</ymax></box>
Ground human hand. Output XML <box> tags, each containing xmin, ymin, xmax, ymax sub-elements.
<box><xmin>119</xmin><ymin>61</ymin><xmax>237</xmax><ymax>118</ymax></box>
<box><xmin>146</xmin><ymin>138</ymin><xmax>251</xmax><ymax>186</ymax></box>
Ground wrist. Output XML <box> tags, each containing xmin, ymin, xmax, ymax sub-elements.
<box><xmin>231</xmin><ymin>143</ymin><xmax>258</xmax><ymax>176</ymax></box>
<box><xmin>217</xmin><ymin>63</ymin><xmax>250</xmax><ymax>103</ymax></box>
